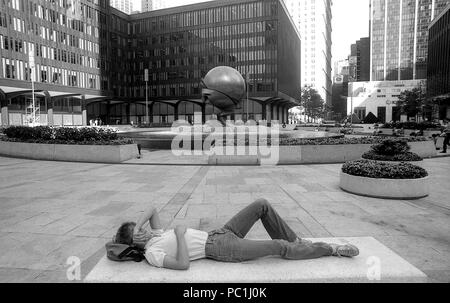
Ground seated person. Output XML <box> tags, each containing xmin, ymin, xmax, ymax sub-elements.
<box><xmin>114</xmin><ymin>199</ymin><xmax>359</xmax><ymax>270</ymax></box>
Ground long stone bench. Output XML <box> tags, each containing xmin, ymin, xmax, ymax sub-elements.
<box><xmin>84</xmin><ymin>237</ymin><xmax>427</xmax><ymax>283</ymax></box>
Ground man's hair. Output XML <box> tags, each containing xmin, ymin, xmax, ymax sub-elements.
<box><xmin>115</xmin><ymin>222</ymin><xmax>136</xmax><ymax>245</ymax></box>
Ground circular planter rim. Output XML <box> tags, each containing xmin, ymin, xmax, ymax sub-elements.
<box><xmin>340</xmin><ymin>172</ymin><xmax>430</xmax><ymax>200</ymax></box>
<box><xmin>340</xmin><ymin>171</ymin><xmax>429</xmax><ymax>182</ymax></box>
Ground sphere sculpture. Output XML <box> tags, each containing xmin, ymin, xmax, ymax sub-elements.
<box><xmin>202</xmin><ymin>66</ymin><xmax>246</xmax><ymax>126</ymax></box>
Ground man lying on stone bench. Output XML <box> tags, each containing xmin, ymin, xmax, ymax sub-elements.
<box><xmin>113</xmin><ymin>199</ymin><xmax>360</xmax><ymax>270</ymax></box>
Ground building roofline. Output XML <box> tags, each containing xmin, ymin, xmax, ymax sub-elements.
<box><xmin>130</xmin><ymin>0</ymin><xmax>251</xmax><ymax>19</ymax></box>
<box><xmin>429</xmin><ymin>3</ymin><xmax>450</xmax><ymax>28</ymax></box>
<box><xmin>278</xmin><ymin>0</ymin><xmax>302</xmax><ymax>42</ymax></box>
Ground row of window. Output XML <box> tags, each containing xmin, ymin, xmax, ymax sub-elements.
<box><xmin>123</xmin><ymin>37</ymin><xmax>274</xmax><ymax>60</ymax></box>
<box><xmin>1</xmin><ymin>58</ymin><xmax>100</xmax><ymax>89</ymax></box>
<box><xmin>0</xmin><ymin>35</ymin><xmax>100</xmax><ymax>69</ymax></box>
<box><xmin>112</xmin><ymin>78</ymin><xmax>276</xmax><ymax>99</ymax></box>
<box><xmin>129</xmin><ymin>1</ymin><xmax>275</xmax><ymax>34</ymax></box>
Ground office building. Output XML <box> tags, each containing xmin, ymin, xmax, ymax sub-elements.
<box><xmin>347</xmin><ymin>80</ymin><xmax>425</xmax><ymax>123</ymax></box>
<box><xmin>141</xmin><ymin>0</ymin><xmax>213</xmax><ymax>12</ymax></box>
<box><xmin>370</xmin><ymin>0</ymin><xmax>450</xmax><ymax>81</ymax></box>
<box><xmin>349</xmin><ymin>37</ymin><xmax>370</xmax><ymax>82</ymax></box>
<box><xmin>283</xmin><ymin>0</ymin><xmax>333</xmax><ymax>105</ymax></box>
<box><xmin>0</xmin><ymin>0</ymin><xmax>301</xmax><ymax>127</ymax></box>
<box><xmin>427</xmin><ymin>3</ymin><xmax>450</xmax><ymax>121</ymax></box>
<box><xmin>331</xmin><ymin>74</ymin><xmax>348</xmax><ymax>121</ymax></box>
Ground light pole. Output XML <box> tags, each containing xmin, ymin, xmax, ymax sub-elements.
<box><xmin>29</xmin><ymin>45</ymin><xmax>36</xmax><ymax>126</ymax></box>
<box><xmin>350</xmin><ymin>81</ymin><xmax>354</xmax><ymax>125</ymax></box>
<box><xmin>246</xmin><ymin>72</ymin><xmax>249</xmax><ymax>122</ymax></box>
<box><xmin>144</xmin><ymin>68</ymin><xmax>149</xmax><ymax>125</ymax></box>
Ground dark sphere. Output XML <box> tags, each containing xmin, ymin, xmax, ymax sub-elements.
<box><xmin>203</xmin><ymin>66</ymin><xmax>246</xmax><ymax>102</ymax></box>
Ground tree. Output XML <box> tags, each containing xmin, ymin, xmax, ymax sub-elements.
<box><xmin>397</xmin><ymin>87</ymin><xmax>432</xmax><ymax>121</ymax></box>
<box><xmin>300</xmin><ymin>86</ymin><xmax>325</xmax><ymax>123</ymax></box>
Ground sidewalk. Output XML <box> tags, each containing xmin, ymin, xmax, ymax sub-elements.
<box><xmin>0</xmin><ymin>156</ymin><xmax>449</xmax><ymax>282</ymax></box>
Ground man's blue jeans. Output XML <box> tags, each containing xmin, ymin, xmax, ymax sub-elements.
<box><xmin>205</xmin><ymin>199</ymin><xmax>333</xmax><ymax>262</ymax></box>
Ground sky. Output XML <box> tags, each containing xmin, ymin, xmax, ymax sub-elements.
<box><xmin>331</xmin><ymin>0</ymin><xmax>370</xmax><ymax>65</ymax></box>
<box><xmin>130</xmin><ymin>0</ymin><xmax>371</xmax><ymax>68</ymax></box>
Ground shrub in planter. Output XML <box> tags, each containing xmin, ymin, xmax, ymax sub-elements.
<box><xmin>223</xmin><ymin>136</ymin><xmax>430</xmax><ymax>147</ymax></box>
<box><xmin>342</xmin><ymin>160</ymin><xmax>428</xmax><ymax>179</ymax></box>
<box><xmin>370</xmin><ymin>139</ymin><xmax>410</xmax><ymax>155</ymax></box>
<box><xmin>362</xmin><ymin>138</ymin><xmax>423</xmax><ymax>161</ymax></box>
<box><xmin>278</xmin><ymin>136</ymin><xmax>428</xmax><ymax>146</ymax></box>
<box><xmin>1</xmin><ymin>126</ymin><xmax>131</xmax><ymax>145</ymax></box>
<box><xmin>362</xmin><ymin>151</ymin><xmax>423</xmax><ymax>162</ymax></box>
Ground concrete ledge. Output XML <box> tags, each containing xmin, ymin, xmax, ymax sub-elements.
<box><xmin>340</xmin><ymin>172</ymin><xmax>430</xmax><ymax>200</ymax></box>
<box><xmin>278</xmin><ymin>144</ymin><xmax>370</xmax><ymax>164</ymax></box>
<box><xmin>207</xmin><ymin>141</ymin><xmax>436</xmax><ymax>165</ymax></box>
<box><xmin>84</xmin><ymin>237</ymin><xmax>427</xmax><ymax>283</ymax></box>
<box><xmin>0</xmin><ymin>140</ymin><xmax>138</xmax><ymax>163</ymax></box>
<box><xmin>208</xmin><ymin>154</ymin><xmax>260</xmax><ymax>166</ymax></box>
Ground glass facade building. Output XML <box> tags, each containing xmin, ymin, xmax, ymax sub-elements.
<box><xmin>370</xmin><ymin>0</ymin><xmax>450</xmax><ymax>81</ymax></box>
<box><xmin>427</xmin><ymin>4</ymin><xmax>450</xmax><ymax>120</ymax></box>
<box><xmin>1</xmin><ymin>0</ymin><xmax>300</xmax><ymax>127</ymax></box>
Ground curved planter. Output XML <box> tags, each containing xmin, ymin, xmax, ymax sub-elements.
<box><xmin>339</xmin><ymin>172</ymin><xmax>429</xmax><ymax>200</ymax></box>
<box><xmin>0</xmin><ymin>140</ymin><xmax>138</xmax><ymax>163</ymax></box>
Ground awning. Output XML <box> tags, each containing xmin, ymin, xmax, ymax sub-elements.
<box><xmin>0</xmin><ymin>86</ymin><xmax>108</xmax><ymax>101</ymax></box>
<box><xmin>0</xmin><ymin>86</ymin><xmax>43</xmax><ymax>99</ymax></box>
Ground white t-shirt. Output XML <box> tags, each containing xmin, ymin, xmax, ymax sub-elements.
<box><xmin>144</xmin><ymin>229</ymin><xmax>209</xmax><ymax>268</ymax></box>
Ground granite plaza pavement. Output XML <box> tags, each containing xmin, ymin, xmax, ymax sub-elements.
<box><xmin>0</xmin><ymin>154</ymin><xmax>449</xmax><ymax>283</ymax></box>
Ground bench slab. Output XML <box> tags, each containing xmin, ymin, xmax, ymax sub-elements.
<box><xmin>84</xmin><ymin>237</ymin><xmax>427</xmax><ymax>283</ymax></box>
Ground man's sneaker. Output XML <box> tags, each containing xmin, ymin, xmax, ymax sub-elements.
<box><xmin>330</xmin><ymin>244</ymin><xmax>359</xmax><ymax>258</ymax></box>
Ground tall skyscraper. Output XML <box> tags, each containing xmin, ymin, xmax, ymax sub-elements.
<box><xmin>141</xmin><ymin>0</ymin><xmax>152</xmax><ymax>12</ymax></box>
<box><xmin>370</xmin><ymin>0</ymin><xmax>450</xmax><ymax>81</ymax></box>
<box><xmin>141</xmin><ymin>0</ymin><xmax>213</xmax><ymax>12</ymax></box>
<box><xmin>110</xmin><ymin>0</ymin><xmax>133</xmax><ymax>14</ymax></box>
<box><xmin>283</xmin><ymin>0</ymin><xmax>333</xmax><ymax>105</ymax></box>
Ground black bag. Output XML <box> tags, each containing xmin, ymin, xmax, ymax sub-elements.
<box><xmin>105</xmin><ymin>242</ymin><xmax>145</xmax><ymax>262</ymax></box>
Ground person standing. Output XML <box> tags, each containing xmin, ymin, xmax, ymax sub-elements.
<box><xmin>441</xmin><ymin>120</ymin><xmax>450</xmax><ymax>154</ymax></box>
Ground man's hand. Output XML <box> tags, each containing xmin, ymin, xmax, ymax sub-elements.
<box><xmin>136</xmin><ymin>206</ymin><xmax>163</xmax><ymax>231</ymax></box>
<box><xmin>175</xmin><ymin>225</ymin><xmax>187</xmax><ymax>236</ymax></box>
<box><xmin>163</xmin><ymin>225</ymin><xmax>190</xmax><ymax>270</ymax></box>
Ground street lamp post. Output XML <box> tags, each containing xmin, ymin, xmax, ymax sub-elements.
<box><xmin>246</xmin><ymin>72</ymin><xmax>249</xmax><ymax>122</ymax></box>
<box><xmin>29</xmin><ymin>45</ymin><xmax>36</xmax><ymax>126</ymax></box>
<box><xmin>350</xmin><ymin>81</ymin><xmax>354</xmax><ymax>125</ymax></box>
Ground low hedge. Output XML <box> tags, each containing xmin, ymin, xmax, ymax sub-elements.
<box><xmin>361</xmin><ymin>138</ymin><xmax>423</xmax><ymax>161</ymax></box>
<box><xmin>278</xmin><ymin>136</ymin><xmax>429</xmax><ymax>146</ymax></box>
<box><xmin>342</xmin><ymin>160</ymin><xmax>428</xmax><ymax>179</ymax></box>
<box><xmin>1</xmin><ymin>126</ymin><xmax>134</xmax><ymax>145</ymax></box>
<box><xmin>362</xmin><ymin>151</ymin><xmax>423</xmax><ymax>162</ymax></box>
<box><xmin>371</xmin><ymin>139</ymin><xmax>410</xmax><ymax>155</ymax></box>
<box><xmin>217</xmin><ymin>136</ymin><xmax>429</xmax><ymax>147</ymax></box>
<box><xmin>382</xmin><ymin>121</ymin><xmax>442</xmax><ymax>130</ymax></box>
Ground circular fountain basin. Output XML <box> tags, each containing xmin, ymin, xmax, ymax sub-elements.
<box><xmin>119</xmin><ymin>127</ymin><xmax>343</xmax><ymax>150</ymax></box>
